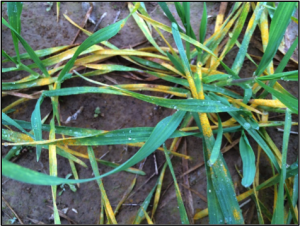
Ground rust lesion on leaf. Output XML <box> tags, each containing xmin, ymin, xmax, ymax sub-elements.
<box><xmin>222</xmin><ymin>164</ymin><xmax>228</xmax><ymax>177</ymax></box>
<box><xmin>200</xmin><ymin>113</ymin><xmax>213</xmax><ymax>138</ymax></box>
<box><xmin>233</xmin><ymin>208</ymin><xmax>241</xmax><ymax>220</ymax></box>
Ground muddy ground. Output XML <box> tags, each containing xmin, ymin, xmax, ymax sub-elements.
<box><xmin>1</xmin><ymin>2</ymin><xmax>299</xmax><ymax>224</ymax></box>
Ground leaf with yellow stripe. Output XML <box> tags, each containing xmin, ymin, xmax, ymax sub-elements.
<box><xmin>87</xmin><ymin>146</ymin><xmax>117</xmax><ymax>224</ymax></box>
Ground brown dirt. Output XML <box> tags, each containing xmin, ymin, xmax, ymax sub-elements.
<box><xmin>1</xmin><ymin>2</ymin><xmax>298</xmax><ymax>224</ymax></box>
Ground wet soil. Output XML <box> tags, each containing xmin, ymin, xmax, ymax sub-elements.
<box><xmin>1</xmin><ymin>2</ymin><xmax>298</xmax><ymax>224</ymax></box>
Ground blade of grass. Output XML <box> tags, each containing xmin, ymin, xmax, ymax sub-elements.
<box><xmin>3</xmin><ymin>111</ymin><xmax>185</xmax><ymax>187</ymax></box>
<box><xmin>284</xmin><ymin>183</ymin><xmax>298</xmax><ymax>224</ymax></box>
<box><xmin>271</xmin><ymin>109</ymin><xmax>292</xmax><ymax>224</ymax></box>
<box><xmin>239</xmin><ymin>130</ymin><xmax>256</xmax><ymax>187</ymax></box>
<box><xmin>255</xmin><ymin>2</ymin><xmax>297</xmax><ymax>77</ymax></box>
<box><xmin>171</xmin><ymin>22</ymin><xmax>198</xmax><ymax>98</ymax></box>
<box><xmin>198</xmin><ymin>4</ymin><xmax>244</xmax><ymax>65</ymax></box>
<box><xmin>3</xmin><ymin>112</ymin><xmax>50</xmax><ymax>161</ymax></box>
<box><xmin>182</xmin><ymin>2</ymin><xmax>191</xmax><ymax>62</ymax></box>
<box><xmin>151</xmin><ymin>163</ymin><xmax>167</xmax><ymax>220</ymax></box>
<box><xmin>49</xmin><ymin>118</ymin><xmax>61</xmax><ymax>224</ymax></box>
<box><xmin>234</xmin><ymin>163</ymin><xmax>264</xmax><ymax>224</ymax></box>
<box><xmin>231</xmin><ymin>2</ymin><xmax>265</xmax><ymax>76</ymax></box>
<box><xmin>2</xmin><ymin>17</ymin><xmax>50</xmax><ymax>78</ymax></box>
<box><xmin>163</xmin><ymin>143</ymin><xmax>189</xmax><ymax>224</ymax></box>
<box><xmin>255</xmin><ymin>79</ymin><xmax>298</xmax><ymax>114</ymax></box>
<box><xmin>30</xmin><ymin>95</ymin><xmax>44</xmax><ymax>161</ymax></box>
<box><xmin>286</xmin><ymin>173</ymin><xmax>299</xmax><ymax>224</ymax></box>
<box><xmin>132</xmin><ymin>183</ymin><xmax>157</xmax><ymax>224</ymax></box>
<box><xmin>202</xmin><ymin>141</ymin><xmax>224</xmax><ymax>223</ymax></box>
<box><xmin>259</xmin><ymin>37</ymin><xmax>298</xmax><ymax>99</ymax></box>
<box><xmin>2</xmin><ymin>44</ymin><xmax>74</xmax><ymax>63</ymax></box>
<box><xmin>114</xmin><ymin>177</ymin><xmax>137</xmax><ymax>215</ymax></box>
<box><xmin>138</xmin><ymin>13</ymin><xmax>220</xmax><ymax>60</ymax></box>
<box><xmin>6</xmin><ymin>2</ymin><xmax>23</xmax><ymax>63</ymax></box>
<box><xmin>87</xmin><ymin>146</ymin><xmax>117</xmax><ymax>224</ymax></box>
<box><xmin>128</xmin><ymin>2</ymin><xmax>166</xmax><ymax>56</ymax></box>
<box><xmin>99</xmin><ymin>197</ymin><xmax>104</xmax><ymax>224</ymax></box>
<box><xmin>56</xmin><ymin>2</ymin><xmax>60</xmax><ymax>22</ymax></box>
<box><xmin>141</xmin><ymin>207</ymin><xmax>154</xmax><ymax>224</ymax></box>
<box><xmin>4</xmin><ymin>157</ymin><xmax>298</xmax><ymax>188</ymax></box>
<box><xmin>209</xmin><ymin>92</ymin><xmax>280</xmax><ymax>172</ymax></box>
<box><xmin>42</xmin><ymin>83</ymin><xmax>240</xmax><ymax>113</ymax></box>
<box><xmin>210</xmin><ymin>2</ymin><xmax>228</xmax><ymax>67</ymax></box>
<box><xmin>260</xmin><ymin>7</ymin><xmax>274</xmax><ymax>75</ymax></box>
<box><xmin>158</xmin><ymin>2</ymin><xmax>183</xmax><ymax>33</ymax></box>
<box><xmin>2</xmin><ymin>112</ymin><xmax>34</xmax><ymax>138</ymax></box>
<box><xmin>193</xmin><ymin>63</ymin><xmax>244</xmax><ymax>224</ymax></box>
<box><xmin>207</xmin><ymin>114</ymin><xmax>223</xmax><ymax>165</ymax></box>
<box><xmin>2</xmin><ymin>110</ymin><xmax>185</xmax><ymax>184</ymax></box>
<box><xmin>151</xmin><ymin>113</ymin><xmax>193</xmax><ymax>220</ymax></box>
<box><xmin>199</xmin><ymin>2</ymin><xmax>207</xmax><ymax>44</ymax></box>
<box><xmin>194</xmin><ymin>160</ymin><xmax>298</xmax><ymax>220</ymax></box>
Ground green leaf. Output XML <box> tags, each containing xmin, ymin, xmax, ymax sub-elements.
<box><xmin>183</xmin><ymin>2</ymin><xmax>191</xmax><ymax>61</ymax></box>
<box><xmin>41</xmin><ymin>86</ymin><xmax>240</xmax><ymax>113</ymax></box>
<box><xmin>286</xmin><ymin>173</ymin><xmax>299</xmax><ymax>224</ymax></box>
<box><xmin>259</xmin><ymin>37</ymin><xmax>298</xmax><ymax>99</ymax></box>
<box><xmin>87</xmin><ymin>146</ymin><xmax>117</xmax><ymax>224</ymax></box>
<box><xmin>2</xmin><ymin>110</ymin><xmax>186</xmax><ymax>185</ymax></box>
<box><xmin>255</xmin><ymin>79</ymin><xmax>298</xmax><ymax>114</ymax></box>
<box><xmin>199</xmin><ymin>2</ymin><xmax>207</xmax><ymax>44</ymax></box>
<box><xmin>132</xmin><ymin>183</ymin><xmax>157</xmax><ymax>224</ymax></box>
<box><xmin>7</xmin><ymin>2</ymin><xmax>23</xmax><ymax>63</ymax></box>
<box><xmin>2</xmin><ymin>45</ymin><xmax>71</xmax><ymax>63</ymax></box>
<box><xmin>171</xmin><ymin>22</ymin><xmax>193</xmax><ymax>76</ymax></box>
<box><xmin>174</xmin><ymin>2</ymin><xmax>185</xmax><ymax>25</ymax></box>
<box><xmin>256</xmin><ymin>70</ymin><xmax>298</xmax><ymax>82</ymax></box>
<box><xmin>208</xmin><ymin>93</ymin><xmax>281</xmax><ymax>172</ymax></box>
<box><xmin>128</xmin><ymin>2</ymin><xmax>166</xmax><ymax>56</ymax></box>
<box><xmin>222</xmin><ymin>3</ymin><xmax>250</xmax><ymax>57</ymax></box>
<box><xmin>2</xmin><ymin>123</ymin><xmax>197</xmax><ymax>147</ymax></box>
<box><xmin>2</xmin><ymin>77</ymin><xmax>57</xmax><ymax>90</ymax></box>
<box><xmin>271</xmin><ymin>109</ymin><xmax>292</xmax><ymax>224</ymax></box>
<box><xmin>3</xmin><ymin>158</ymin><xmax>297</xmax><ymax>188</ymax></box>
<box><xmin>57</xmin><ymin>20</ymin><xmax>127</xmax><ymax>82</ymax></box>
<box><xmin>166</xmin><ymin>52</ymin><xmax>185</xmax><ymax>75</ymax></box>
<box><xmin>266</xmin><ymin>2</ymin><xmax>276</xmax><ymax>18</ymax></box>
<box><xmin>163</xmin><ymin>143</ymin><xmax>189</xmax><ymax>224</ymax></box>
<box><xmin>131</xmin><ymin>56</ymin><xmax>168</xmax><ymax>70</ymax></box>
<box><xmin>158</xmin><ymin>2</ymin><xmax>184</xmax><ymax>33</ymax></box>
<box><xmin>231</xmin><ymin>2</ymin><xmax>265</xmax><ymax>76</ymax></box>
<box><xmin>203</xmin><ymin>142</ymin><xmax>224</xmax><ymax>224</ymax></box>
<box><xmin>2</xmin><ymin>49</ymin><xmax>17</xmax><ymax>64</ymax></box>
<box><xmin>208</xmin><ymin>114</ymin><xmax>223</xmax><ymax>166</ymax></box>
<box><xmin>84</xmin><ymin>110</ymin><xmax>186</xmax><ymax>178</ymax></box>
<box><xmin>2</xmin><ymin>112</ymin><xmax>33</xmax><ymax>138</ymax></box>
<box><xmin>31</xmin><ymin>95</ymin><xmax>44</xmax><ymax>161</ymax></box>
<box><xmin>202</xmin><ymin>74</ymin><xmax>230</xmax><ymax>84</ymax></box>
<box><xmin>57</xmin><ymin>3</ymin><xmax>141</xmax><ymax>82</ymax></box>
<box><xmin>255</xmin><ymin>2</ymin><xmax>297</xmax><ymax>76</ymax></box>
<box><xmin>192</xmin><ymin>105</ymin><xmax>244</xmax><ymax>224</ymax></box>
<box><xmin>2</xmin><ymin>17</ymin><xmax>50</xmax><ymax>78</ymax></box>
<box><xmin>239</xmin><ymin>130</ymin><xmax>256</xmax><ymax>187</ymax></box>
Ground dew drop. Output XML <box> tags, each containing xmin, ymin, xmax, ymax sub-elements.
<box><xmin>207</xmin><ymin>160</ymin><xmax>213</xmax><ymax>167</ymax></box>
<box><xmin>243</xmin><ymin>122</ymin><xmax>251</xmax><ymax>129</ymax></box>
